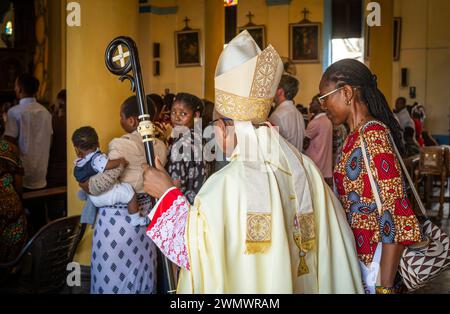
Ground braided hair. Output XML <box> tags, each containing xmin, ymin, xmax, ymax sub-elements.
<box><xmin>322</xmin><ymin>59</ymin><xmax>405</xmax><ymax>156</ymax></box>
<box><xmin>174</xmin><ymin>92</ymin><xmax>204</xmax><ymax>116</ymax></box>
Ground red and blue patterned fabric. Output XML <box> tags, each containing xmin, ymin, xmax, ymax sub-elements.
<box><xmin>333</xmin><ymin>121</ymin><xmax>421</xmax><ymax>265</ymax></box>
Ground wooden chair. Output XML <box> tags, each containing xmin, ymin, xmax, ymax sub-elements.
<box><xmin>444</xmin><ymin>145</ymin><xmax>450</xmax><ymax>213</ymax></box>
<box><xmin>414</xmin><ymin>146</ymin><xmax>447</xmax><ymax>219</ymax></box>
<box><xmin>0</xmin><ymin>216</ymin><xmax>85</xmax><ymax>294</ymax></box>
<box><xmin>23</xmin><ymin>186</ymin><xmax>67</xmax><ymax>224</ymax></box>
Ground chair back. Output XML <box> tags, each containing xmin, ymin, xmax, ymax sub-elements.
<box><xmin>22</xmin><ymin>216</ymin><xmax>83</xmax><ymax>293</ymax></box>
<box><xmin>418</xmin><ymin>146</ymin><xmax>446</xmax><ymax>175</ymax></box>
<box><xmin>443</xmin><ymin>145</ymin><xmax>450</xmax><ymax>173</ymax></box>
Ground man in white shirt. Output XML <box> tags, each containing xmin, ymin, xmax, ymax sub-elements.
<box><xmin>394</xmin><ymin>97</ymin><xmax>414</xmax><ymax>131</ymax></box>
<box><xmin>4</xmin><ymin>74</ymin><xmax>53</xmax><ymax>190</ymax></box>
<box><xmin>269</xmin><ymin>74</ymin><xmax>305</xmax><ymax>153</ymax></box>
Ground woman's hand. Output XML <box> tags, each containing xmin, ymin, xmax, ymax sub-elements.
<box><xmin>173</xmin><ymin>179</ymin><xmax>182</xmax><ymax>189</ymax></box>
<box><xmin>79</xmin><ymin>180</ymin><xmax>90</xmax><ymax>194</ymax></box>
<box><xmin>142</xmin><ymin>157</ymin><xmax>175</xmax><ymax>199</ymax></box>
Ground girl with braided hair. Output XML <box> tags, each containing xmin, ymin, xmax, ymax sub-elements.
<box><xmin>318</xmin><ymin>59</ymin><xmax>422</xmax><ymax>294</ymax></box>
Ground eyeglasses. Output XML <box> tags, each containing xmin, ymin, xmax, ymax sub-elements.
<box><xmin>317</xmin><ymin>87</ymin><xmax>344</xmax><ymax>105</ymax></box>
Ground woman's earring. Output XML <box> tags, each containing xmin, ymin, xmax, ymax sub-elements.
<box><xmin>346</xmin><ymin>100</ymin><xmax>351</xmax><ymax>106</ymax></box>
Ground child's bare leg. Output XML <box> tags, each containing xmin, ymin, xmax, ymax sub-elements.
<box><xmin>127</xmin><ymin>194</ymin><xmax>139</xmax><ymax>215</ymax></box>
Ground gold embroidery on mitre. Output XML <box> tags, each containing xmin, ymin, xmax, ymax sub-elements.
<box><xmin>215</xmin><ymin>89</ymin><xmax>272</xmax><ymax>124</ymax></box>
<box><xmin>250</xmin><ymin>45</ymin><xmax>279</xmax><ymax>99</ymax></box>
<box><xmin>246</xmin><ymin>213</ymin><xmax>271</xmax><ymax>254</ymax></box>
<box><xmin>293</xmin><ymin>213</ymin><xmax>316</xmax><ymax>276</ymax></box>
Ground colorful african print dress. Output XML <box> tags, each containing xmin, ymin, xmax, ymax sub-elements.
<box><xmin>0</xmin><ymin>139</ymin><xmax>27</xmax><ymax>263</ymax></box>
<box><xmin>333</xmin><ymin>121</ymin><xmax>422</xmax><ymax>291</ymax></box>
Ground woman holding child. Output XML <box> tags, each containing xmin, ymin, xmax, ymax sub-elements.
<box><xmin>78</xmin><ymin>96</ymin><xmax>167</xmax><ymax>294</ymax></box>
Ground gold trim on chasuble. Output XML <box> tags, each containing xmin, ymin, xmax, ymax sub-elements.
<box><xmin>215</xmin><ymin>46</ymin><xmax>279</xmax><ymax>124</ymax></box>
<box><xmin>246</xmin><ymin>213</ymin><xmax>272</xmax><ymax>254</ymax></box>
<box><xmin>293</xmin><ymin>213</ymin><xmax>316</xmax><ymax>276</ymax></box>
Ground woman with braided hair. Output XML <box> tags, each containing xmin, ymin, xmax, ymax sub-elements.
<box><xmin>318</xmin><ymin>59</ymin><xmax>422</xmax><ymax>294</ymax></box>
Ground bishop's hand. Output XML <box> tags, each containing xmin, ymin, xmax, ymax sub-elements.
<box><xmin>142</xmin><ymin>157</ymin><xmax>175</xmax><ymax>199</ymax></box>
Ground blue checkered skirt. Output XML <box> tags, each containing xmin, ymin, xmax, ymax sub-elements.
<box><xmin>91</xmin><ymin>194</ymin><xmax>157</xmax><ymax>294</ymax></box>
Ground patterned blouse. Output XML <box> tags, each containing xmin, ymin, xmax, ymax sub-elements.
<box><xmin>0</xmin><ymin>139</ymin><xmax>27</xmax><ymax>262</ymax></box>
<box><xmin>166</xmin><ymin>128</ymin><xmax>206</xmax><ymax>205</ymax></box>
<box><xmin>333</xmin><ymin>121</ymin><xmax>421</xmax><ymax>265</ymax></box>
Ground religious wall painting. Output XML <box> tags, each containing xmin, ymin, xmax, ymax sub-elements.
<box><xmin>175</xmin><ymin>29</ymin><xmax>201</xmax><ymax>67</ymax></box>
<box><xmin>289</xmin><ymin>22</ymin><xmax>321</xmax><ymax>63</ymax></box>
<box><xmin>238</xmin><ymin>25</ymin><xmax>266</xmax><ymax>50</ymax></box>
<box><xmin>238</xmin><ymin>12</ymin><xmax>266</xmax><ymax>50</ymax></box>
<box><xmin>393</xmin><ymin>17</ymin><xmax>402</xmax><ymax>61</ymax></box>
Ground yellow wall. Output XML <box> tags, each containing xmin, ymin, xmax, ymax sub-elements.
<box><xmin>204</xmin><ymin>0</ymin><xmax>224</xmax><ymax>101</ymax></box>
<box><xmin>138</xmin><ymin>0</ymin><xmax>206</xmax><ymax>98</ymax></box>
<box><xmin>392</xmin><ymin>0</ymin><xmax>450</xmax><ymax>136</ymax></box>
<box><xmin>66</xmin><ymin>0</ymin><xmax>139</xmax><ymax>265</ymax></box>
<box><xmin>47</xmin><ymin>0</ymin><xmax>63</xmax><ymax>105</ymax></box>
<box><xmin>139</xmin><ymin>0</ymin><xmax>325</xmax><ymax>105</ymax></box>
<box><xmin>238</xmin><ymin>0</ymin><xmax>324</xmax><ymax>106</ymax></box>
<box><xmin>367</xmin><ymin>0</ymin><xmax>393</xmax><ymax>106</ymax></box>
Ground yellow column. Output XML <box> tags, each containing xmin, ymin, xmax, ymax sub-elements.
<box><xmin>204</xmin><ymin>0</ymin><xmax>224</xmax><ymax>101</ymax></box>
<box><xmin>368</xmin><ymin>0</ymin><xmax>394</xmax><ymax>106</ymax></box>
<box><xmin>66</xmin><ymin>0</ymin><xmax>139</xmax><ymax>264</ymax></box>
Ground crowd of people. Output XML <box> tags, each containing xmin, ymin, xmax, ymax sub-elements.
<box><xmin>0</xmin><ymin>31</ymin><xmax>444</xmax><ymax>294</ymax></box>
<box><xmin>0</xmin><ymin>74</ymin><xmax>57</xmax><ymax>264</ymax></box>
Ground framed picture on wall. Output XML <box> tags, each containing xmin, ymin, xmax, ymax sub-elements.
<box><xmin>393</xmin><ymin>17</ymin><xmax>402</xmax><ymax>61</ymax></box>
<box><xmin>289</xmin><ymin>22</ymin><xmax>321</xmax><ymax>63</ymax></box>
<box><xmin>238</xmin><ymin>25</ymin><xmax>266</xmax><ymax>50</ymax></box>
<box><xmin>174</xmin><ymin>29</ymin><xmax>202</xmax><ymax>67</ymax></box>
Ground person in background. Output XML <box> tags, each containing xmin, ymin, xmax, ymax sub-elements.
<box><xmin>167</xmin><ymin>92</ymin><xmax>206</xmax><ymax>204</ymax></box>
<box><xmin>4</xmin><ymin>74</ymin><xmax>53</xmax><ymax>190</ymax></box>
<box><xmin>47</xmin><ymin>89</ymin><xmax>67</xmax><ymax>188</ymax></box>
<box><xmin>423</xmin><ymin>130</ymin><xmax>439</xmax><ymax>146</ymax></box>
<box><xmin>162</xmin><ymin>93</ymin><xmax>175</xmax><ymax>123</ymax></box>
<box><xmin>201</xmin><ymin>99</ymin><xmax>221</xmax><ymax>177</ymax></box>
<box><xmin>269</xmin><ymin>74</ymin><xmax>305</xmax><ymax>153</ymax></box>
<box><xmin>411</xmin><ymin>102</ymin><xmax>426</xmax><ymax>123</ymax></box>
<box><xmin>403</xmin><ymin>126</ymin><xmax>421</xmax><ymax>157</ymax></box>
<box><xmin>4</xmin><ymin>74</ymin><xmax>53</xmax><ymax>234</ymax></box>
<box><xmin>148</xmin><ymin>94</ymin><xmax>172</xmax><ymax>145</ymax></box>
<box><xmin>303</xmin><ymin>95</ymin><xmax>334</xmax><ymax>186</ymax></box>
<box><xmin>0</xmin><ymin>137</ymin><xmax>27</xmax><ymax>264</ymax></box>
<box><xmin>296</xmin><ymin>104</ymin><xmax>310</xmax><ymax>128</ymax></box>
<box><xmin>1</xmin><ymin>102</ymin><xmax>13</xmax><ymax>133</ymax></box>
<box><xmin>393</xmin><ymin>97</ymin><xmax>414</xmax><ymax>131</ymax></box>
<box><xmin>411</xmin><ymin>111</ymin><xmax>424</xmax><ymax>147</ymax></box>
<box><xmin>202</xmin><ymin>99</ymin><xmax>215</xmax><ymax>130</ymax></box>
